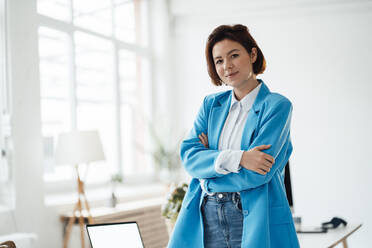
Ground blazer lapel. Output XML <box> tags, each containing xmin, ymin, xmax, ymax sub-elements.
<box><xmin>208</xmin><ymin>91</ymin><xmax>232</xmax><ymax>150</ymax></box>
<box><xmin>241</xmin><ymin>81</ymin><xmax>271</xmax><ymax>150</ymax></box>
<box><xmin>240</xmin><ymin>110</ymin><xmax>258</xmax><ymax>150</ymax></box>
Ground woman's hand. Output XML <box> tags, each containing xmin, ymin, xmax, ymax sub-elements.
<box><xmin>198</xmin><ymin>134</ymin><xmax>273</xmax><ymax>175</ymax></box>
<box><xmin>198</xmin><ymin>133</ymin><xmax>209</xmax><ymax>148</ymax></box>
<box><xmin>240</xmin><ymin>145</ymin><xmax>275</xmax><ymax>175</ymax></box>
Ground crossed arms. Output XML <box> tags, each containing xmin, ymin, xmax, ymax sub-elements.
<box><xmin>180</xmin><ymin>97</ymin><xmax>293</xmax><ymax>192</ymax></box>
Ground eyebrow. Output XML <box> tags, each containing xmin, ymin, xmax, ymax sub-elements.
<box><xmin>213</xmin><ymin>49</ymin><xmax>240</xmax><ymax>60</ymax></box>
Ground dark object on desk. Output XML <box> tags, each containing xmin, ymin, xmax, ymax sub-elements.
<box><xmin>322</xmin><ymin>217</ymin><xmax>347</xmax><ymax>229</ymax></box>
<box><xmin>297</xmin><ymin>226</ymin><xmax>328</xmax><ymax>233</ymax></box>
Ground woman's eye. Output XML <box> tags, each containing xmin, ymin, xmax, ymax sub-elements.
<box><xmin>215</xmin><ymin>59</ymin><xmax>222</xmax><ymax>65</ymax></box>
<box><xmin>231</xmin><ymin>54</ymin><xmax>239</xmax><ymax>58</ymax></box>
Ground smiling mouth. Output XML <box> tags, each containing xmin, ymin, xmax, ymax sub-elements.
<box><xmin>226</xmin><ymin>71</ymin><xmax>239</xmax><ymax>78</ymax></box>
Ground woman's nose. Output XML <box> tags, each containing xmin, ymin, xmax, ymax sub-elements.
<box><xmin>223</xmin><ymin>60</ymin><xmax>233</xmax><ymax>70</ymax></box>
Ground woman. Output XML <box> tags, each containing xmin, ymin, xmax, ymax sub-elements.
<box><xmin>168</xmin><ymin>24</ymin><xmax>300</xmax><ymax>248</ymax></box>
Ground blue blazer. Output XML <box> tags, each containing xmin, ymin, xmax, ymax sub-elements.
<box><xmin>168</xmin><ymin>81</ymin><xmax>300</xmax><ymax>248</ymax></box>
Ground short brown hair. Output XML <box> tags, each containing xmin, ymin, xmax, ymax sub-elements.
<box><xmin>205</xmin><ymin>24</ymin><xmax>266</xmax><ymax>86</ymax></box>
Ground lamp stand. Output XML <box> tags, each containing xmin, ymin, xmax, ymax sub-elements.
<box><xmin>63</xmin><ymin>165</ymin><xmax>94</xmax><ymax>248</ymax></box>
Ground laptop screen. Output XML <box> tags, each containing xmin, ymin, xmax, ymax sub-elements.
<box><xmin>86</xmin><ymin>222</ymin><xmax>144</xmax><ymax>248</ymax></box>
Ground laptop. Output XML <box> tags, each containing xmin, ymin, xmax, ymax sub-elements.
<box><xmin>86</xmin><ymin>221</ymin><xmax>145</xmax><ymax>248</ymax></box>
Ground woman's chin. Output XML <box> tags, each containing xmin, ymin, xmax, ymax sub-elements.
<box><xmin>227</xmin><ymin>80</ymin><xmax>242</xmax><ymax>88</ymax></box>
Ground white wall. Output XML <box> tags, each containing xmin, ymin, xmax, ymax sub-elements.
<box><xmin>170</xmin><ymin>0</ymin><xmax>372</xmax><ymax>246</ymax></box>
<box><xmin>1</xmin><ymin>0</ymin><xmax>49</xmax><ymax>246</ymax></box>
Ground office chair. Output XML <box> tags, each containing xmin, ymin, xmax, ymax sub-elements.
<box><xmin>0</xmin><ymin>241</ymin><xmax>16</xmax><ymax>248</ymax></box>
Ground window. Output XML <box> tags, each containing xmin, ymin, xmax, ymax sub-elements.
<box><xmin>38</xmin><ymin>27</ymin><xmax>71</xmax><ymax>179</ymax></box>
<box><xmin>119</xmin><ymin>50</ymin><xmax>151</xmax><ymax>176</ymax></box>
<box><xmin>38</xmin><ymin>0</ymin><xmax>71</xmax><ymax>22</ymax></box>
<box><xmin>37</xmin><ymin>0</ymin><xmax>151</xmax><ymax>188</ymax></box>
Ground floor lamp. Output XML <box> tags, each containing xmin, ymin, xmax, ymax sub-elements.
<box><xmin>55</xmin><ymin>130</ymin><xmax>105</xmax><ymax>248</ymax></box>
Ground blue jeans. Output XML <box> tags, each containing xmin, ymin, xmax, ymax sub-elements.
<box><xmin>201</xmin><ymin>192</ymin><xmax>243</xmax><ymax>248</ymax></box>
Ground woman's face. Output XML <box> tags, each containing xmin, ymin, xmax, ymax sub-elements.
<box><xmin>212</xmin><ymin>39</ymin><xmax>257</xmax><ymax>89</ymax></box>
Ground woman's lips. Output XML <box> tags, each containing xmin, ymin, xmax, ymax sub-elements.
<box><xmin>226</xmin><ymin>71</ymin><xmax>239</xmax><ymax>78</ymax></box>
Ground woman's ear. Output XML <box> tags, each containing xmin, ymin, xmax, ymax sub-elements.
<box><xmin>251</xmin><ymin>47</ymin><xmax>258</xmax><ymax>63</ymax></box>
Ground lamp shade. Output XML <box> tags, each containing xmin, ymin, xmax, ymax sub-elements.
<box><xmin>55</xmin><ymin>130</ymin><xmax>105</xmax><ymax>166</ymax></box>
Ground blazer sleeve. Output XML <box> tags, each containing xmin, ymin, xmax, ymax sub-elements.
<box><xmin>204</xmin><ymin>98</ymin><xmax>293</xmax><ymax>192</ymax></box>
<box><xmin>180</xmin><ymin>96</ymin><xmax>224</xmax><ymax>179</ymax></box>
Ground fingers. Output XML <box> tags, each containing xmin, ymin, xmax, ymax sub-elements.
<box><xmin>252</xmin><ymin>145</ymin><xmax>275</xmax><ymax>163</ymax></box>
<box><xmin>255</xmin><ymin>168</ymin><xmax>267</xmax><ymax>175</ymax></box>
<box><xmin>256</xmin><ymin>165</ymin><xmax>271</xmax><ymax>175</ymax></box>
<box><xmin>254</xmin><ymin>152</ymin><xmax>274</xmax><ymax>175</ymax></box>
<box><xmin>264</xmin><ymin>153</ymin><xmax>275</xmax><ymax>164</ymax></box>
<box><xmin>201</xmin><ymin>133</ymin><xmax>208</xmax><ymax>140</ymax></box>
<box><xmin>241</xmin><ymin>160</ymin><xmax>271</xmax><ymax>175</ymax></box>
<box><xmin>198</xmin><ymin>133</ymin><xmax>209</xmax><ymax>148</ymax></box>
<box><xmin>253</xmin><ymin>144</ymin><xmax>271</xmax><ymax>151</ymax></box>
<box><xmin>262</xmin><ymin>160</ymin><xmax>273</xmax><ymax>170</ymax></box>
<box><xmin>198</xmin><ymin>134</ymin><xmax>204</xmax><ymax>144</ymax></box>
<box><xmin>258</xmin><ymin>151</ymin><xmax>274</xmax><ymax>166</ymax></box>
<box><xmin>252</xmin><ymin>161</ymin><xmax>271</xmax><ymax>175</ymax></box>
<box><xmin>260</xmin><ymin>153</ymin><xmax>274</xmax><ymax>174</ymax></box>
<box><xmin>243</xmin><ymin>147</ymin><xmax>275</xmax><ymax>175</ymax></box>
<box><xmin>198</xmin><ymin>133</ymin><xmax>206</xmax><ymax>144</ymax></box>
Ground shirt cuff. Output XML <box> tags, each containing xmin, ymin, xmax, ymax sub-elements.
<box><xmin>199</xmin><ymin>179</ymin><xmax>213</xmax><ymax>195</ymax></box>
<box><xmin>214</xmin><ymin>150</ymin><xmax>244</xmax><ymax>174</ymax></box>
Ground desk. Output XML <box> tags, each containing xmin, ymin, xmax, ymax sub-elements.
<box><xmin>60</xmin><ymin>197</ymin><xmax>168</xmax><ymax>248</ymax></box>
<box><xmin>298</xmin><ymin>224</ymin><xmax>362</xmax><ymax>248</ymax></box>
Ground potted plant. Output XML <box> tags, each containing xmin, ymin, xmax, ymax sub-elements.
<box><xmin>109</xmin><ymin>173</ymin><xmax>123</xmax><ymax>208</ymax></box>
<box><xmin>161</xmin><ymin>183</ymin><xmax>188</xmax><ymax>234</ymax></box>
<box><xmin>147</xmin><ymin>120</ymin><xmax>183</xmax><ymax>183</ymax></box>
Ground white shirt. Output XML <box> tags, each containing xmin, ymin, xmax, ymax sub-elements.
<box><xmin>200</xmin><ymin>83</ymin><xmax>262</xmax><ymax>193</ymax></box>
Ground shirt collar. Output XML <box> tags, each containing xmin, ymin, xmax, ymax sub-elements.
<box><xmin>230</xmin><ymin>82</ymin><xmax>262</xmax><ymax>112</ymax></box>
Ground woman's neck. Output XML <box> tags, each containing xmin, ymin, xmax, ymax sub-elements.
<box><xmin>233</xmin><ymin>77</ymin><xmax>260</xmax><ymax>101</ymax></box>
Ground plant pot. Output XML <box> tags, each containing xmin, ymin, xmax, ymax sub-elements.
<box><xmin>164</xmin><ymin>218</ymin><xmax>175</xmax><ymax>236</ymax></box>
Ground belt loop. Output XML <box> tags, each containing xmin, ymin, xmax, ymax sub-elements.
<box><xmin>235</xmin><ymin>192</ymin><xmax>240</xmax><ymax>203</ymax></box>
<box><xmin>232</xmin><ymin>192</ymin><xmax>236</xmax><ymax>204</ymax></box>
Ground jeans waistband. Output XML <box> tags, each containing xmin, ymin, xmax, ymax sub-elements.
<box><xmin>204</xmin><ymin>192</ymin><xmax>240</xmax><ymax>203</ymax></box>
